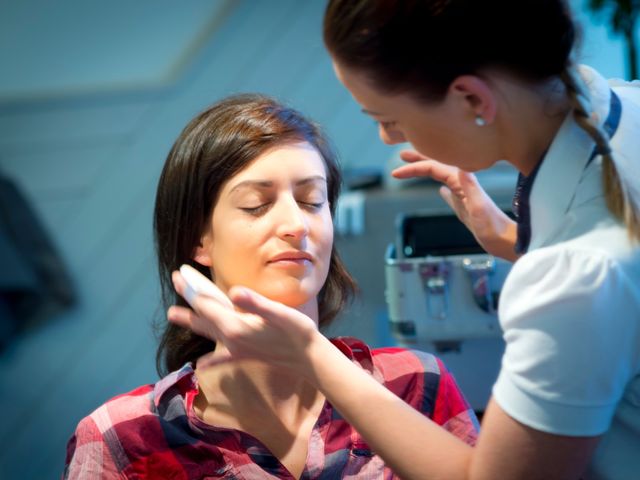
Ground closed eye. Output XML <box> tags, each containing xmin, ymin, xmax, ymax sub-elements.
<box><xmin>240</xmin><ymin>204</ymin><xmax>271</xmax><ymax>215</ymax></box>
<box><xmin>300</xmin><ymin>201</ymin><xmax>325</xmax><ymax>211</ymax></box>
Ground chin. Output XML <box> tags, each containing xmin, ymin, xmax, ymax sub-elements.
<box><xmin>256</xmin><ymin>282</ymin><xmax>319</xmax><ymax>309</ymax></box>
<box><xmin>266</xmin><ymin>290</ymin><xmax>313</xmax><ymax>308</ymax></box>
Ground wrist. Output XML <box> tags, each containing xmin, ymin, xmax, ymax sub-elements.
<box><xmin>491</xmin><ymin>215</ymin><xmax>519</xmax><ymax>261</ymax></box>
<box><xmin>476</xmin><ymin>209</ymin><xmax>518</xmax><ymax>261</ymax></box>
<box><xmin>298</xmin><ymin>332</ymin><xmax>342</xmax><ymax>387</ymax></box>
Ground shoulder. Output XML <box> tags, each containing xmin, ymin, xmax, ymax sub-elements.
<box><xmin>370</xmin><ymin>347</ymin><xmax>441</xmax><ymax>401</ymax></box>
<box><xmin>500</xmin><ymin>242</ymin><xmax>639</xmax><ymax>362</ymax></box>
<box><xmin>331</xmin><ymin>338</ymin><xmax>445</xmax><ymax>401</ymax></box>
<box><xmin>372</xmin><ymin>346</ymin><xmax>480</xmax><ymax>443</ymax></box>
<box><xmin>370</xmin><ymin>346</ymin><xmax>455</xmax><ymax>403</ymax></box>
<box><xmin>93</xmin><ymin>383</ymin><xmax>157</xmax><ymax>428</ymax></box>
<box><xmin>610</xmin><ymin>77</ymin><xmax>640</xmax><ymax>106</ymax></box>
<box><xmin>502</xmin><ymin>238</ymin><xmax>640</xmax><ymax>329</ymax></box>
<box><xmin>64</xmin><ymin>384</ymin><xmax>155</xmax><ymax>479</ymax></box>
<box><xmin>495</xmin><ymin>244</ymin><xmax>640</xmax><ymax>436</ymax></box>
<box><xmin>332</xmin><ymin>338</ymin><xmax>477</xmax><ymax>443</ymax></box>
<box><xmin>371</xmin><ymin>346</ymin><xmax>442</xmax><ymax>378</ymax></box>
<box><xmin>72</xmin><ymin>383</ymin><xmax>156</xmax><ymax>445</ymax></box>
<box><xmin>371</xmin><ymin>347</ymin><xmax>469</xmax><ymax>410</ymax></box>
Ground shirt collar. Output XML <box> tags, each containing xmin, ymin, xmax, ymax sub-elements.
<box><xmin>150</xmin><ymin>339</ymin><xmax>374</xmax><ymax>406</ymax></box>
<box><xmin>153</xmin><ymin>362</ymin><xmax>197</xmax><ymax>407</ymax></box>
<box><xmin>527</xmin><ymin>65</ymin><xmax>614</xmax><ymax>251</ymax></box>
<box><xmin>151</xmin><ymin>339</ymin><xmax>377</xmax><ymax>409</ymax></box>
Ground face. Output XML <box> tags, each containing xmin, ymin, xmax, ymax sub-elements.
<box><xmin>333</xmin><ymin>60</ymin><xmax>499</xmax><ymax>172</ymax></box>
<box><xmin>196</xmin><ymin>142</ymin><xmax>333</xmax><ymax>313</ymax></box>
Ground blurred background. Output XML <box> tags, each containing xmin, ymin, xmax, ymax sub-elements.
<box><xmin>0</xmin><ymin>0</ymin><xmax>636</xmax><ymax>477</ymax></box>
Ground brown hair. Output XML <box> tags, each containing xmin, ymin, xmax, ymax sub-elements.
<box><xmin>323</xmin><ymin>0</ymin><xmax>639</xmax><ymax>241</ymax></box>
<box><xmin>560</xmin><ymin>67</ymin><xmax>640</xmax><ymax>242</ymax></box>
<box><xmin>324</xmin><ymin>0</ymin><xmax>575</xmax><ymax>101</ymax></box>
<box><xmin>153</xmin><ymin>94</ymin><xmax>356</xmax><ymax>375</ymax></box>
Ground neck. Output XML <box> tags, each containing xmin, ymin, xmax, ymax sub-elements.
<box><xmin>495</xmin><ymin>73</ymin><xmax>571</xmax><ymax>176</ymax></box>
<box><xmin>193</xmin><ymin>294</ymin><xmax>323</xmax><ymax>425</ymax></box>
<box><xmin>195</xmin><ymin>349</ymin><xmax>324</xmax><ymax>427</ymax></box>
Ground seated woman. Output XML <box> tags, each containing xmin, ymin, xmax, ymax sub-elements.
<box><xmin>64</xmin><ymin>94</ymin><xmax>478</xmax><ymax>479</ymax></box>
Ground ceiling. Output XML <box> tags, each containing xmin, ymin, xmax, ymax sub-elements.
<box><xmin>0</xmin><ymin>0</ymin><xmax>236</xmax><ymax>102</ymax></box>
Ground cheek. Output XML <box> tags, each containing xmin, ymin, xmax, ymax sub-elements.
<box><xmin>209</xmin><ymin>218</ymin><xmax>258</xmax><ymax>274</ymax></box>
<box><xmin>406</xmin><ymin>128</ymin><xmax>452</xmax><ymax>164</ymax></box>
<box><xmin>309</xmin><ymin>210</ymin><xmax>333</xmax><ymax>267</ymax></box>
<box><xmin>319</xmin><ymin>211</ymin><xmax>334</xmax><ymax>254</ymax></box>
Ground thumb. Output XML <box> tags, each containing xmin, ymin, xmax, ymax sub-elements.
<box><xmin>439</xmin><ymin>185</ymin><xmax>458</xmax><ymax>213</ymax></box>
<box><xmin>439</xmin><ymin>184</ymin><xmax>471</xmax><ymax>228</ymax></box>
<box><xmin>229</xmin><ymin>286</ymin><xmax>316</xmax><ymax>334</ymax></box>
<box><xmin>457</xmin><ymin>169</ymin><xmax>481</xmax><ymax>196</ymax></box>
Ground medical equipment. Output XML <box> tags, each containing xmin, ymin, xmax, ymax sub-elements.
<box><xmin>385</xmin><ymin>212</ymin><xmax>512</xmax><ymax>346</ymax></box>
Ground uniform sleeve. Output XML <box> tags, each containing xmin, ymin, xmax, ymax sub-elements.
<box><xmin>63</xmin><ymin>415</ymin><xmax>126</xmax><ymax>480</ymax></box>
<box><xmin>493</xmin><ymin>246</ymin><xmax>638</xmax><ymax>436</ymax></box>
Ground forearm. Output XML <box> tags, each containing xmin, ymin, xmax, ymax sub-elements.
<box><xmin>303</xmin><ymin>333</ymin><xmax>473</xmax><ymax>480</ymax></box>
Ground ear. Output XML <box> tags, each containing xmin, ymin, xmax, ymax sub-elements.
<box><xmin>448</xmin><ymin>75</ymin><xmax>497</xmax><ymax>124</ymax></box>
<box><xmin>193</xmin><ymin>233</ymin><xmax>213</xmax><ymax>267</ymax></box>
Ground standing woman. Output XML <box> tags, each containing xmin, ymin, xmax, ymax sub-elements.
<box><xmin>170</xmin><ymin>0</ymin><xmax>640</xmax><ymax>478</ymax></box>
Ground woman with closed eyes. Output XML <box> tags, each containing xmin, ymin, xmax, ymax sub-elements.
<box><xmin>63</xmin><ymin>94</ymin><xmax>478</xmax><ymax>480</ymax></box>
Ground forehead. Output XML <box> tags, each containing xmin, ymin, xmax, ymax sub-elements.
<box><xmin>226</xmin><ymin>141</ymin><xmax>328</xmax><ymax>185</ymax></box>
<box><xmin>333</xmin><ymin>60</ymin><xmax>408</xmax><ymax>115</ymax></box>
<box><xmin>222</xmin><ymin>142</ymin><xmax>329</xmax><ymax>192</ymax></box>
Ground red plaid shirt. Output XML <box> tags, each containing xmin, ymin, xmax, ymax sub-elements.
<box><xmin>64</xmin><ymin>337</ymin><xmax>478</xmax><ymax>479</ymax></box>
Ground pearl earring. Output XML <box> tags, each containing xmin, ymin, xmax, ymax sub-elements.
<box><xmin>475</xmin><ymin>116</ymin><xmax>486</xmax><ymax>127</ymax></box>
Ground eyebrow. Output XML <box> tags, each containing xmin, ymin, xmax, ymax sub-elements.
<box><xmin>228</xmin><ymin>175</ymin><xmax>327</xmax><ymax>194</ymax></box>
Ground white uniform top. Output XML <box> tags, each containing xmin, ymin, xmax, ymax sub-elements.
<box><xmin>492</xmin><ymin>66</ymin><xmax>640</xmax><ymax>479</ymax></box>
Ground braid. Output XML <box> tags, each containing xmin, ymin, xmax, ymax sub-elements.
<box><xmin>560</xmin><ymin>67</ymin><xmax>612</xmax><ymax>154</ymax></box>
<box><xmin>560</xmin><ymin>65</ymin><xmax>640</xmax><ymax>243</ymax></box>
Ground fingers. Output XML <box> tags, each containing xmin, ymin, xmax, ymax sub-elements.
<box><xmin>229</xmin><ymin>286</ymin><xmax>317</xmax><ymax>335</ymax></box>
<box><xmin>167</xmin><ymin>296</ymin><xmax>230</xmax><ymax>343</ymax></box>
<box><xmin>457</xmin><ymin>168</ymin><xmax>481</xmax><ymax>194</ymax></box>
<box><xmin>229</xmin><ymin>287</ymin><xmax>296</xmax><ymax>326</ymax></box>
<box><xmin>439</xmin><ymin>185</ymin><xmax>457</xmax><ymax>212</ymax></box>
<box><xmin>167</xmin><ymin>304</ymin><xmax>201</xmax><ymax>331</ymax></box>
<box><xmin>392</xmin><ymin>159</ymin><xmax>460</xmax><ymax>186</ymax></box>
<box><xmin>439</xmin><ymin>185</ymin><xmax>470</xmax><ymax>225</ymax></box>
<box><xmin>172</xmin><ymin>267</ymin><xmax>233</xmax><ymax>309</ymax></box>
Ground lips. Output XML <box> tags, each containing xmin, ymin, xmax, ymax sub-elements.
<box><xmin>268</xmin><ymin>251</ymin><xmax>313</xmax><ymax>263</ymax></box>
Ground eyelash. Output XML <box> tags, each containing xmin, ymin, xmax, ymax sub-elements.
<box><xmin>378</xmin><ymin>120</ymin><xmax>397</xmax><ymax>130</ymax></box>
<box><xmin>241</xmin><ymin>201</ymin><xmax>324</xmax><ymax>216</ymax></box>
<box><xmin>241</xmin><ymin>204</ymin><xmax>270</xmax><ymax>215</ymax></box>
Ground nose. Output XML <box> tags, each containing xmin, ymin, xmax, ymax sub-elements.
<box><xmin>379</xmin><ymin>124</ymin><xmax>406</xmax><ymax>145</ymax></box>
<box><xmin>275</xmin><ymin>196</ymin><xmax>309</xmax><ymax>241</ymax></box>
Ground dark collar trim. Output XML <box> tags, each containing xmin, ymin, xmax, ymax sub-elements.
<box><xmin>511</xmin><ymin>90</ymin><xmax>622</xmax><ymax>255</ymax></box>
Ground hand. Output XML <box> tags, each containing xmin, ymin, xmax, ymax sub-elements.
<box><xmin>167</xmin><ymin>267</ymin><xmax>320</xmax><ymax>372</ymax></box>
<box><xmin>393</xmin><ymin>150</ymin><xmax>519</xmax><ymax>261</ymax></box>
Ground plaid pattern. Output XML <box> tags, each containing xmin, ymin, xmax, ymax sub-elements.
<box><xmin>64</xmin><ymin>337</ymin><xmax>478</xmax><ymax>479</ymax></box>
